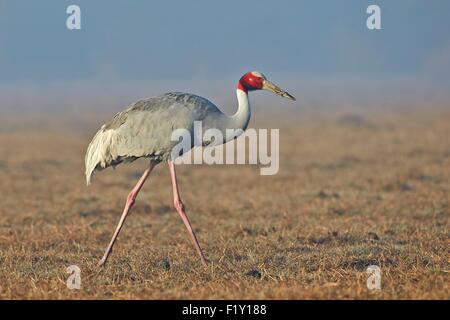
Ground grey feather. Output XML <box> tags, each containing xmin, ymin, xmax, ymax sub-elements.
<box><xmin>85</xmin><ymin>92</ymin><xmax>224</xmax><ymax>185</ymax></box>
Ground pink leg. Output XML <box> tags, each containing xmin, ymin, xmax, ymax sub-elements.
<box><xmin>168</xmin><ymin>161</ymin><xmax>207</xmax><ymax>266</ymax></box>
<box><xmin>98</xmin><ymin>161</ymin><xmax>157</xmax><ymax>267</ymax></box>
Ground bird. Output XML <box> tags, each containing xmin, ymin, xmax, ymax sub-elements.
<box><xmin>85</xmin><ymin>71</ymin><xmax>295</xmax><ymax>267</ymax></box>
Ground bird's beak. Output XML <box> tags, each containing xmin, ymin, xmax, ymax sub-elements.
<box><xmin>262</xmin><ymin>80</ymin><xmax>296</xmax><ymax>101</ymax></box>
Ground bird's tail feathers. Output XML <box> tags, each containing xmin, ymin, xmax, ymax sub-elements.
<box><xmin>85</xmin><ymin>127</ymin><xmax>115</xmax><ymax>185</ymax></box>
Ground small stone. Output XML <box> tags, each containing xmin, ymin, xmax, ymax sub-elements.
<box><xmin>399</xmin><ymin>183</ymin><xmax>413</xmax><ymax>192</ymax></box>
<box><xmin>318</xmin><ymin>191</ymin><xmax>327</xmax><ymax>199</ymax></box>
<box><xmin>331</xmin><ymin>208</ymin><xmax>346</xmax><ymax>216</ymax></box>
<box><xmin>368</xmin><ymin>232</ymin><xmax>380</xmax><ymax>241</ymax></box>
<box><xmin>161</xmin><ymin>258</ymin><xmax>170</xmax><ymax>271</ymax></box>
<box><xmin>245</xmin><ymin>268</ymin><xmax>262</xmax><ymax>279</ymax></box>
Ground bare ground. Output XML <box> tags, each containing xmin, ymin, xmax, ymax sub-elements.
<box><xmin>0</xmin><ymin>108</ymin><xmax>448</xmax><ymax>299</ymax></box>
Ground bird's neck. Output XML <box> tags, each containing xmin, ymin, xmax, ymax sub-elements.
<box><xmin>223</xmin><ymin>89</ymin><xmax>251</xmax><ymax>142</ymax></box>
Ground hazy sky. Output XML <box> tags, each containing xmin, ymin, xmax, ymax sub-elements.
<box><xmin>0</xmin><ymin>0</ymin><xmax>450</xmax><ymax>113</ymax></box>
<box><xmin>1</xmin><ymin>0</ymin><xmax>449</xmax><ymax>85</ymax></box>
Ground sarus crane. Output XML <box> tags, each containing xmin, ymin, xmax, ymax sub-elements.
<box><xmin>85</xmin><ymin>71</ymin><xmax>295</xmax><ymax>267</ymax></box>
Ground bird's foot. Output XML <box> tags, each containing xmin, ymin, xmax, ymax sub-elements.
<box><xmin>98</xmin><ymin>257</ymin><xmax>107</xmax><ymax>267</ymax></box>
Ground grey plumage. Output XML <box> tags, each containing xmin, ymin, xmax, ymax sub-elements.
<box><xmin>85</xmin><ymin>72</ymin><xmax>296</xmax><ymax>268</ymax></box>
<box><xmin>85</xmin><ymin>92</ymin><xmax>227</xmax><ymax>185</ymax></box>
<box><xmin>84</xmin><ymin>71</ymin><xmax>294</xmax><ymax>186</ymax></box>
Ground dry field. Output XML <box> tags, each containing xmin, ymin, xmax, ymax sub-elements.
<box><xmin>0</xmin><ymin>107</ymin><xmax>448</xmax><ymax>299</ymax></box>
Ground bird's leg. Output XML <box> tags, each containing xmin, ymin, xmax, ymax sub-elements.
<box><xmin>168</xmin><ymin>161</ymin><xmax>207</xmax><ymax>266</ymax></box>
<box><xmin>98</xmin><ymin>161</ymin><xmax>156</xmax><ymax>267</ymax></box>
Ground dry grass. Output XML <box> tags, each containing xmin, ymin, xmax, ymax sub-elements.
<box><xmin>0</xmin><ymin>108</ymin><xmax>448</xmax><ymax>299</ymax></box>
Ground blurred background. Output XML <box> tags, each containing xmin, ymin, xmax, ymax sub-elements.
<box><xmin>1</xmin><ymin>0</ymin><xmax>449</xmax><ymax>116</ymax></box>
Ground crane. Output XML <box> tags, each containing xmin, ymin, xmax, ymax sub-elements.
<box><xmin>85</xmin><ymin>71</ymin><xmax>295</xmax><ymax>267</ymax></box>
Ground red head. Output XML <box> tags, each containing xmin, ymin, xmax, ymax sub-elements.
<box><xmin>237</xmin><ymin>71</ymin><xmax>296</xmax><ymax>100</ymax></box>
<box><xmin>237</xmin><ymin>71</ymin><xmax>266</xmax><ymax>92</ymax></box>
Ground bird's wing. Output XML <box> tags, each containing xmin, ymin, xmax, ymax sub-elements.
<box><xmin>85</xmin><ymin>93</ymin><xmax>220</xmax><ymax>184</ymax></box>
